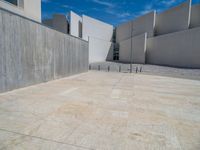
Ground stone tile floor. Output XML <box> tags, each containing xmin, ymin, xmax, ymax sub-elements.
<box><xmin>0</xmin><ymin>70</ymin><xmax>200</xmax><ymax>150</ymax></box>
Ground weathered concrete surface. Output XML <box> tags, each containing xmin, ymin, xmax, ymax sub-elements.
<box><xmin>43</xmin><ymin>14</ymin><xmax>69</xmax><ymax>34</ymax></box>
<box><xmin>119</xmin><ymin>33</ymin><xmax>147</xmax><ymax>64</ymax></box>
<box><xmin>190</xmin><ymin>4</ymin><xmax>200</xmax><ymax>28</ymax></box>
<box><xmin>116</xmin><ymin>11</ymin><xmax>155</xmax><ymax>43</ymax></box>
<box><xmin>0</xmin><ymin>70</ymin><xmax>200</xmax><ymax>150</ymax></box>
<box><xmin>155</xmin><ymin>0</ymin><xmax>191</xmax><ymax>35</ymax></box>
<box><xmin>147</xmin><ymin>26</ymin><xmax>200</xmax><ymax>68</ymax></box>
<box><xmin>0</xmin><ymin>8</ymin><xmax>89</xmax><ymax>93</ymax></box>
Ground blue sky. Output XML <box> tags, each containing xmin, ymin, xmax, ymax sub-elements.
<box><xmin>42</xmin><ymin>0</ymin><xmax>200</xmax><ymax>26</ymax></box>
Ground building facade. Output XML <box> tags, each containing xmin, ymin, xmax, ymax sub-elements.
<box><xmin>0</xmin><ymin>0</ymin><xmax>41</xmax><ymax>22</ymax></box>
<box><xmin>116</xmin><ymin>0</ymin><xmax>200</xmax><ymax>68</ymax></box>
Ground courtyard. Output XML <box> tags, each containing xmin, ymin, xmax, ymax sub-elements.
<box><xmin>0</xmin><ymin>66</ymin><xmax>200</xmax><ymax>150</ymax></box>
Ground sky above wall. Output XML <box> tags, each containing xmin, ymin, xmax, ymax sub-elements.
<box><xmin>42</xmin><ymin>0</ymin><xmax>200</xmax><ymax>26</ymax></box>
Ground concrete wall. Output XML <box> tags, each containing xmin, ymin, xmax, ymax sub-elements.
<box><xmin>119</xmin><ymin>38</ymin><xmax>131</xmax><ymax>63</ymax></box>
<box><xmin>119</xmin><ymin>33</ymin><xmax>147</xmax><ymax>64</ymax></box>
<box><xmin>82</xmin><ymin>15</ymin><xmax>113</xmax><ymax>41</ymax></box>
<box><xmin>0</xmin><ymin>8</ymin><xmax>89</xmax><ymax>93</ymax></box>
<box><xmin>155</xmin><ymin>0</ymin><xmax>191</xmax><ymax>35</ymax></box>
<box><xmin>43</xmin><ymin>18</ymin><xmax>53</xmax><ymax>27</ymax></box>
<box><xmin>146</xmin><ymin>27</ymin><xmax>200</xmax><ymax>68</ymax></box>
<box><xmin>43</xmin><ymin>14</ymin><xmax>69</xmax><ymax>34</ymax></box>
<box><xmin>82</xmin><ymin>15</ymin><xmax>114</xmax><ymax>63</ymax></box>
<box><xmin>0</xmin><ymin>0</ymin><xmax>41</xmax><ymax>22</ymax></box>
<box><xmin>116</xmin><ymin>11</ymin><xmax>155</xmax><ymax>43</ymax></box>
<box><xmin>52</xmin><ymin>14</ymin><xmax>68</xmax><ymax>34</ymax></box>
<box><xmin>70</xmin><ymin>11</ymin><xmax>82</xmax><ymax>38</ymax></box>
<box><xmin>190</xmin><ymin>4</ymin><xmax>200</xmax><ymax>28</ymax></box>
<box><xmin>132</xmin><ymin>33</ymin><xmax>147</xmax><ymax>64</ymax></box>
<box><xmin>89</xmin><ymin>37</ymin><xmax>113</xmax><ymax>63</ymax></box>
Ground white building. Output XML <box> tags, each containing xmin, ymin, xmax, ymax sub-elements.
<box><xmin>0</xmin><ymin>0</ymin><xmax>41</xmax><ymax>22</ymax></box>
<box><xmin>69</xmin><ymin>11</ymin><xmax>114</xmax><ymax>63</ymax></box>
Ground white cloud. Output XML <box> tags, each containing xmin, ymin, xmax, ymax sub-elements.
<box><xmin>92</xmin><ymin>0</ymin><xmax>115</xmax><ymax>7</ymax></box>
<box><xmin>161</xmin><ymin>0</ymin><xmax>177</xmax><ymax>6</ymax></box>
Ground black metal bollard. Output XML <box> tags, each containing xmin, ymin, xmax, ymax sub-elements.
<box><xmin>108</xmin><ymin>66</ymin><xmax>110</xmax><ymax>72</ymax></box>
<box><xmin>140</xmin><ymin>66</ymin><xmax>142</xmax><ymax>72</ymax></box>
<box><xmin>98</xmin><ymin>65</ymin><xmax>100</xmax><ymax>71</ymax></box>
<box><xmin>89</xmin><ymin>65</ymin><xmax>91</xmax><ymax>70</ymax></box>
<box><xmin>119</xmin><ymin>66</ymin><xmax>121</xmax><ymax>72</ymax></box>
<box><xmin>136</xmin><ymin>67</ymin><xmax>138</xmax><ymax>73</ymax></box>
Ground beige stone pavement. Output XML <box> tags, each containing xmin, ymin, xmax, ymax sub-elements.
<box><xmin>0</xmin><ymin>71</ymin><xmax>200</xmax><ymax>150</ymax></box>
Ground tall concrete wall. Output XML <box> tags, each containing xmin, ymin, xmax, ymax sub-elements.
<box><xmin>89</xmin><ymin>37</ymin><xmax>113</xmax><ymax>63</ymax></box>
<box><xmin>155</xmin><ymin>0</ymin><xmax>191</xmax><ymax>35</ymax></box>
<box><xmin>52</xmin><ymin>14</ymin><xmax>68</xmax><ymax>34</ymax></box>
<box><xmin>146</xmin><ymin>27</ymin><xmax>200</xmax><ymax>68</ymax></box>
<box><xmin>82</xmin><ymin>15</ymin><xmax>113</xmax><ymax>41</ymax></box>
<box><xmin>43</xmin><ymin>14</ymin><xmax>69</xmax><ymax>34</ymax></box>
<box><xmin>190</xmin><ymin>4</ymin><xmax>200</xmax><ymax>28</ymax></box>
<box><xmin>82</xmin><ymin>15</ymin><xmax>114</xmax><ymax>63</ymax></box>
<box><xmin>119</xmin><ymin>38</ymin><xmax>131</xmax><ymax>63</ymax></box>
<box><xmin>132</xmin><ymin>33</ymin><xmax>147</xmax><ymax>64</ymax></box>
<box><xmin>0</xmin><ymin>0</ymin><xmax>41</xmax><ymax>22</ymax></box>
<box><xmin>119</xmin><ymin>33</ymin><xmax>147</xmax><ymax>64</ymax></box>
<box><xmin>0</xmin><ymin>8</ymin><xmax>89</xmax><ymax>93</ymax></box>
<box><xmin>116</xmin><ymin>11</ymin><xmax>155</xmax><ymax>43</ymax></box>
<box><xmin>70</xmin><ymin>11</ymin><xmax>82</xmax><ymax>38</ymax></box>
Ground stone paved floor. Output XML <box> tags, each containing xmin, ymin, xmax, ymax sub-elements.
<box><xmin>0</xmin><ymin>70</ymin><xmax>200</xmax><ymax>150</ymax></box>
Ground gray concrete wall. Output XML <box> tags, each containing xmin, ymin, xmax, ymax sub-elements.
<box><xmin>190</xmin><ymin>4</ymin><xmax>200</xmax><ymax>28</ymax></box>
<box><xmin>0</xmin><ymin>8</ymin><xmax>89</xmax><ymax>93</ymax></box>
<box><xmin>132</xmin><ymin>33</ymin><xmax>147</xmax><ymax>64</ymax></box>
<box><xmin>119</xmin><ymin>38</ymin><xmax>131</xmax><ymax>63</ymax></box>
<box><xmin>43</xmin><ymin>18</ymin><xmax>53</xmax><ymax>27</ymax></box>
<box><xmin>119</xmin><ymin>33</ymin><xmax>147</xmax><ymax>64</ymax></box>
<box><xmin>116</xmin><ymin>11</ymin><xmax>155</xmax><ymax>43</ymax></box>
<box><xmin>146</xmin><ymin>27</ymin><xmax>200</xmax><ymax>68</ymax></box>
<box><xmin>89</xmin><ymin>37</ymin><xmax>113</xmax><ymax>63</ymax></box>
<box><xmin>0</xmin><ymin>0</ymin><xmax>41</xmax><ymax>22</ymax></box>
<box><xmin>52</xmin><ymin>14</ymin><xmax>68</xmax><ymax>34</ymax></box>
<box><xmin>155</xmin><ymin>0</ymin><xmax>191</xmax><ymax>35</ymax></box>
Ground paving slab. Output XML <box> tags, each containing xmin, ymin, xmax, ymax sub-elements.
<box><xmin>0</xmin><ymin>70</ymin><xmax>200</xmax><ymax>150</ymax></box>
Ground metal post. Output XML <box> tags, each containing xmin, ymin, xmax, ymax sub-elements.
<box><xmin>119</xmin><ymin>66</ymin><xmax>121</xmax><ymax>72</ymax></box>
<box><xmin>130</xmin><ymin>21</ymin><xmax>133</xmax><ymax>73</ymax></box>
<box><xmin>108</xmin><ymin>66</ymin><xmax>110</xmax><ymax>72</ymax></box>
<box><xmin>136</xmin><ymin>67</ymin><xmax>138</xmax><ymax>73</ymax></box>
<box><xmin>98</xmin><ymin>65</ymin><xmax>100</xmax><ymax>71</ymax></box>
<box><xmin>140</xmin><ymin>66</ymin><xmax>142</xmax><ymax>72</ymax></box>
<box><xmin>89</xmin><ymin>65</ymin><xmax>91</xmax><ymax>70</ymax></box>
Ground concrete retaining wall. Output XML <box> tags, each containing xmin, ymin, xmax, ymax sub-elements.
<box><xmin>190</xmin><ymin>4</ymin><xmax>200</xmax><ymax>28</ymax></box>
<box><xmin>0</xmin><ymin>8</ymin><xmax>89</xmax><ymax>93</ymax></box>
<box><xmin>155</xmin><ymin>0</ymin><xmax>191</xmax><ymax>35</ymax></box>
<box><xmin>119</xmin><ymin>33</ymin><xmax>147</xmax><ymax>64</ymax></box>
<box><xmin>116</xmin><ymin>11</ymin><xmax>155</xmax><ymax>43</ymax></box>
<box><xmin>147</xmin><ymin>27</ymin><xmax>200</xmax><ymax>68</ymax></box>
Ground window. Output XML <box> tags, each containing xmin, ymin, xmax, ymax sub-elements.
<box><xmin>4</xmin><ymin>0</ymin><xmax>18</xmax><ymax>6</ymax></box>
<box><xmin>3</xmin><ymin>0</ymin><xmax>24</xmax><ymax>8</ymax></box>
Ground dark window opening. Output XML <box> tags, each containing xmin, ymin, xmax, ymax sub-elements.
<box><xmin>4</xmin><ymin>0</ymin><xmax>18</xmax><ymax>6</ymax></box>
<box><xmin>3</xmin><ymin>0</ymin><xmax>24</xmax><ymax>8</ymax></box>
